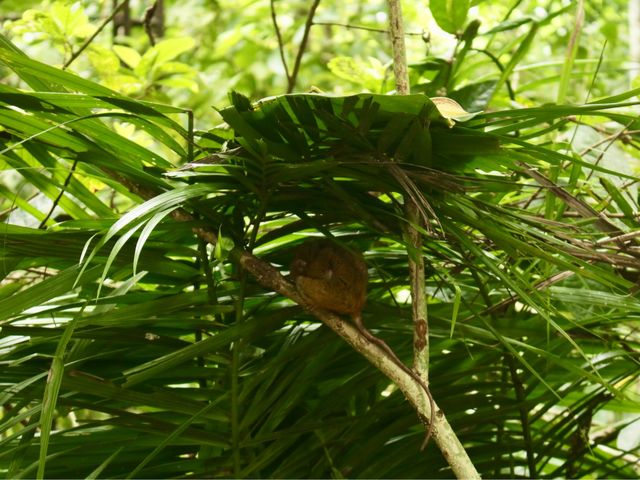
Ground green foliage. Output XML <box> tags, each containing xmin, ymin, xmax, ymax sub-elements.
<box><xmin>327</xmin><ymin>56</ymin><xmax>389</xmax><ymax>92</ymax></box>
<box><xmin>430</xmin><ymin>0</ymin><xmax>470</xmax><ymax>35</ymax></box>
<box><xmin>110</xmin><ymin>37</ymin><xmax>198</xmax><ymax>95</ymax></box>
<box><xmin>8</xmin><ymin>1</ymin><xmax>95</xmax><ymax>56</ymax></box>
<box><xmin>1</xmin><ymin>1</ymin><xmax>640</xmax><ymax>478</ymax></box>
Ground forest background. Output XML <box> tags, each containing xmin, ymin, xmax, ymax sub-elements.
<box><xmin>1</xmin><ymin>0</ymin><xmax>640</xmax><ymax>478</ymax></box>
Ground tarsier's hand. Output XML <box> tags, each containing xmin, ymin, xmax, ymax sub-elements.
<box><xmin>290</xmin><ymin>238</ymin><xmax>367</xmax><ymax>317</ymax></box>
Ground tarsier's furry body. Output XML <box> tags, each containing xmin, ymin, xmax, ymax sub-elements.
<box><xmin>290</xmin><ymin>238</ymin><xmax>367</xmax><ymax>317</ymax></box>
<box><xmin>290</xmin><ymin>238</ymin><xmax>435</xmax><ymax>447</ymax></box>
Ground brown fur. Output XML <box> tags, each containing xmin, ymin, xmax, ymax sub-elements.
<box><xmin>290</xmin><ymin>238</ymin><xmax>435</xmax><ymax>448</ymax></box>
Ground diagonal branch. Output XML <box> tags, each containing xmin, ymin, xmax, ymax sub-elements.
<box><xmin>517</xmin><ymin>161</ymin><xmax>622</xmax><ymax>236</ymax></box>
<box><xmin>287</xmin><ymin>0</ymin><xmax>321</xmax><ymax>93</ymax></box>
<box><xmin>270</xmin><ymin>0</ymin><xmax>320</xmax><ymax>93</ymax></box>
<box><xmin>39</xmin><ymin>158</ymin><xmax>78</xmax><ymax>229</ymax></box>
<box><xmin>270</xmin><ymin>0</ymin><xmax>290</xmax><ymax>83</ymax></box>
<box><xmin>63</xmin><ymin>0</ymin><xmax>128</xmax><ymax>70</ymax></box>
<box><xmin>107</xmin><ymin>162</ymin><xmax>476</xmax><ymax>477</ymax></box>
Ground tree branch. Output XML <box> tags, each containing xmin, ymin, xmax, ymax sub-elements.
<box><xmin>270</xmin><ymin>0</ymin><xmax>290</xmax><ymax>83</ymax></box>
<box><xmin>287</xmin><ymin>0</ymin><xmax>321</xmax><ymax>93</ymax></box>
<box><xmin>105</xmin><ymin>159</ymin><xmax>477</xmax><ymax>476</ymax></box>
<box><xmin>387</xmin><ymin>1</ymin><xmax>479</xmax><ymax>477</ymax></box>
<box><xmin>387</xmin><ymin>0</ymin><xmax>430</xmax><ymax>393</ymax></box>
<box><xmin>143</xmin><ymin>0</ymin><xmax>161</xmax><ymax>46</ymax></box>
<box><xmin>313</xmin><ymin>21</ymin><xmax>424</xmax><ymax>36</ymax></box>
<box><xmin>63</xmin><ymin>0</ymin><xmax>128</xmax><ymax>70</ymax></box>
<box><xmin>387</xmin><ymin>0</ymin><xmax>409</xmax><ymax>95</ymax></box>
<box><xmin>38</xmin><ymin>159</ymin><xmax>79</xmax><ymax>229</ymax></box>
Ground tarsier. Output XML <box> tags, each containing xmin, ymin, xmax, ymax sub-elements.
<box><xmin>290</xmin><ymin>238</ymin><xmax>435</xmax><ymax>447</ymax></box>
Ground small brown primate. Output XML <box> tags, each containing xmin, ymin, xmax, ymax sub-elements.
<box><xmin>290</xmin><ymin>238</ymin><xmax>435</xmax><ymax>447</ymax></box>
<box><xmin>290</xmin><ymin>238</ymin><xmax>368</xmax><ymax>318</ymax></box>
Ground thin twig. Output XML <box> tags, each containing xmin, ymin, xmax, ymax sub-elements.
<box><xmin>562</xmin><ymin>211</ymin><xmax>639</xmax><ymax>219</ymax></box>
<box><xmin>507</xmin><ymin>354</ymin><xmax>537</xmax><ymax>476</ymax></box>
<box><xmin>518</xmin><ymin>161</ymin><xmax>621</xmax><ymax>235</ymax></box>
<box><xmin>596</xmin><ymin>230</ymin><xmax>640</xmax><ymax>245</ymax></box>
<box><xmin>270</xmin><ymin>0</ymin><xmax>290</xmax><ymax>84</ymax></box>
<box><xmin>287</xmin><ymin>0</ymin><xmax>321</xmax><ymax>93</ymax></box>
<box><xmin>63</xmin><ymin>1</ymin><xmax>128</xmax><ymax>70</ymax></box>
<box><xmin>582</xmin><ymin>121</ymin><xmax>634</xmax><ymax>183</ymax></box>
<box><xmin>313</xmin><ymin>21</ymin><xmax>424</xmax><ymax>36</ymax></box>
<box><xmin>477</xmin><ymin>270</ymin><xmax>575</xmax><ymax>317</ymax></box>
<box><xmin>143</xmin><ymin>0</ymin><xmax>159</xmax><ymax>46</ymax></box>
<box><xmin>39</xmin><ymin>159</ymin><xmax>79</xmax><ymax>229</ymax></box>
<box><xmin>0</xmin><ymin>192</ymin><xmax>39</xmax><ymax>221</ymax></box>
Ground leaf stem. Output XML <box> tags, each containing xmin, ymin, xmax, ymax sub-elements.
<box><xmin>63</xmin><ymin>1</ymin><xmax>128</xmax><ymax>70</ymax></box>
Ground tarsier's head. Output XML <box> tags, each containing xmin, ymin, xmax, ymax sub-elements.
<box><xmin>290</xmin><ymin>238</ymin><xmax>368</xmax><ymax>317</ymax></box>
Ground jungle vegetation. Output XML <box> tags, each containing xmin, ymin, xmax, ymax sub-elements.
<box><xmin>0</xmin><ymin>1</ymin><xmax>639</xmax><ymax>478</ymax></box>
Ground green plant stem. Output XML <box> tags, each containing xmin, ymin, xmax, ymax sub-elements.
<box><xmin>312</xmin><ymin>21</ymin><xmax>424</xmax><ymax>36</ymax></box>
<box><xmin>387</xmin><ymin>1</ymin><xmax>479</xmax><ymax>477</ymax></box>
<box><xmin>507</xmin><ymin>355</ymin><xmax>537</xmax><ymax>478</ymax></box>
<box><xmin>287</xmin><ymin>0</ymin><xmax>321</xmax><ymax>93</ymax></box>
<box><xmin>63</xmin><ymin>1</ymin><xmax>128</xmax><ymax>70</ymax></box>
<box><xmin>387</xmin><ymin>0</ymin><xmax>430</xmax><ymax>401</ymax></box>
<box><xmin>38</xmin><ymin>158</ymin><xmax>78</xmax><ymax>229</ymax></box>
<box><xmin>231</xmin><ymin>272</ymin><xmax>246</xmax><ymax>477</ymax></box>
<box><xmin>557</xmin><ymin>0</ymin><xmax>584</xmax><ymax>104</ymax></box>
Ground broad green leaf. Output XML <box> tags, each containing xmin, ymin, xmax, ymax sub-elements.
<box><xmin>0</xmin><ymin>44</ymin><xmax>116</xmax><ymax>96</ymax></box>
<box><xmin>113</xmin><ymin>45</ymin><xmax>142</xmax><ymax>69</ymax></box>
<box><xmin>135</xmin><ymin>37</ymin><xmax>195</xmax><ymax>78</ymax></box>
<box><xmin>87</xmin><ymin>44</ymin><xmax>120</xmax><ymax>77</ymax></box>
<box><xmin>327</xmin><ymin>56</ymin><xmax>386</xmax><ymax>91</ymax></box>
<box><xmin>48</xmin><ymin>1</ymin><xmax>94</xmax><ymax>39</ymax></box>
<box><xmin>430</xmin><ymin>0</ymin><xmax>470</xmax><ymax>34</ymax></box>
<box><xmin>153</xmin><ymin>37</ymin><xmax>196</xmax><ymax>65</ymax></box>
